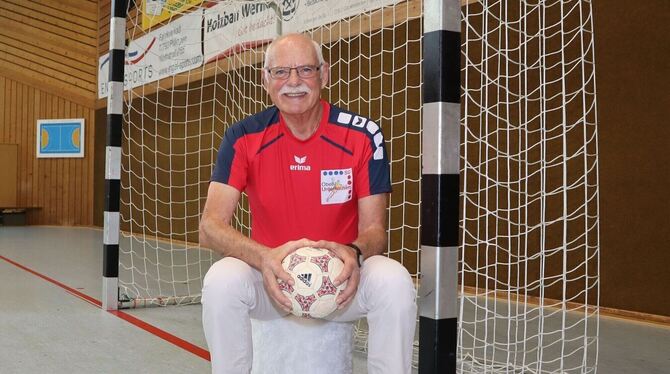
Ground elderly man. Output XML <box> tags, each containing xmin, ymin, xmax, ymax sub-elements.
<box><xmin>199</xmin><ymin>33</ymin><xmax>416</xmax><ymax>374</ymax></box>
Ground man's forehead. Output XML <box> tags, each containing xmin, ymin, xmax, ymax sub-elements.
<box><xmin>271</xmin><ymin>46</ymin><xmax>318</xmax><ymax>65</ymax></box>
<box><xmin>275</xmin><ymin>35</ymin><xmax>312</xmax><ymax>49</ymax></box>
<box><xmin>270</xmin><ymin>37</ymin><xmax>317</xmax><ymax>61</ymax></box>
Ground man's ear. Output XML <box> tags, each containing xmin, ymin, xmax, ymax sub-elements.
<box><xmin>262</xmin><ymin>70</ymin><xmax>270</xmax><ymax>93</ymax></box>
<box><xmin>320</xmin><ymin>62</ymin><xmax>330</xmax><ymax>88</ymax></box>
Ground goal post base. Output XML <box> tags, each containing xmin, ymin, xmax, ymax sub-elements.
<box><xmin>117</xmin><ymin>294</ymin><xmax>202</xmax><ymax>309</ymax></box>
<box><xmin>102</xmin><ymin>276</ymin><xmax>118</xmax><ymax>311</ymax></box>
<box><xmin>418</xmin><ymin>316</ymin><xmax>457</xmax><ymax>373</ymax></box>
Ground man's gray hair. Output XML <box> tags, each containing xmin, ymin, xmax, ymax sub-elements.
<box><xmin>263</xmin><ymin>33</ymin><xmax>326</xmax><ymax>69</ymax></box>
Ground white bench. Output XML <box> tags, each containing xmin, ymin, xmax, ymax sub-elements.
<box><xmin>251</xmin><ymin>316</ymin><xmax>354</xmax><ymax>374</ymax></box>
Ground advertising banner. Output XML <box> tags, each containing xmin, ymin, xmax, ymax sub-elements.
<box><xmin>100</xmin><ymin>1</ymin><xmax>401</xmax><ymax>97</ymax></box>
<box><xmin>203</xmin><ymin>2</ymin><xmax>278</xmax><ymax>63</ymax></box>
<box><xmin>142</xmin><ymin>0</ymin><xmax>204</xmax><ymax>30</ymax></box>
<box><xmin>99</xmin><ymin>10</ymin><xmax>203</xmax><ymax>98</ymax></box>
<box><xmin>282</xmin><ymin>0</ymin><xmax>400</xmax><ymax>33</ymax></box>
<box><xmin>203</xmin><ymin>0</ymin><xmax>399</xmax><ymax>63</ymax></box>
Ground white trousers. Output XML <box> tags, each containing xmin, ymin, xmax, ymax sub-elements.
<box><xmin>202</xmin><ymin>255</ymin><xmax>417</xmax><ymax>374</ymax></box>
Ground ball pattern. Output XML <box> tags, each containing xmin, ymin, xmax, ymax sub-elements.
<box><xmin>280</xmin><ymin>247</ymin><xmax>347</xmax><ymax>318</ymax></box>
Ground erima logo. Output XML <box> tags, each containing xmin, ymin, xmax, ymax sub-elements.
<box><xmin>290</xmin><ymin>155</ymin><xmax>311</xmax><ymax>171</ymax></box>
<box><xmin>297</xmin><ymin>273</ymin><xmax>312</xmax><ymax>287</ymax></box>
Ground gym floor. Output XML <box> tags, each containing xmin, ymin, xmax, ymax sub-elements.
<box><xmin>1</xmin><ymin>226</ymin><xmax>669</xmax><ymax>373</ymax></box>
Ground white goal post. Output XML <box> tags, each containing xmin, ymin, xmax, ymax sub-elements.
<box><xmin>102</xmin><ymin>0</ymin><xmax>600</xmax><ymax>372</ymax></box>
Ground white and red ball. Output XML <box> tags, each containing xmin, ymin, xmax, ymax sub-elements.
<box><xmin>279</xmin><ymin>247</ymin><xmax>347</xmax><ymax>319</ymax></box>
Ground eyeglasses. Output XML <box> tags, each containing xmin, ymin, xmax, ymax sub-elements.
<box><xmin>265</xmin><ymin>64</ymin><xmax>322</xmax><ymax>80</ymax></box>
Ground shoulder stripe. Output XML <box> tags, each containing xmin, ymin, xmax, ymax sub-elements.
<box><xmin>328</xmin><ymin>104</ymin><xmax>386</xmax><ymax>161</ymax></box>
<box><xmin>257</xmin><ymin>133</ymin><xmax>284</xmax><ymax>154</ymax></box>
<box><xmin>320</xmin><ymin>135</ymin><xmax>353</xmax><ymax>155</ymax></box>
<box><xmin>329</xmin><ymin>105</ymin><xmax>378</xmax><ymax>135</ymax></box>
<box><xmin>211</xmin><ymin>106</ymin><xmax>280</xmax><ymax>185</ymax></box>
<box><xmin>227</xmin><ymin>106</ymin><xmax>280</xmax><ymax>144</ymax></box>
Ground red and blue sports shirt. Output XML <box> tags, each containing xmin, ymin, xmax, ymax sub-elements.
<box><xmin>211</xmin><ymin>100</ymin><xmax>391</xmax><ymax>248</ymax></box>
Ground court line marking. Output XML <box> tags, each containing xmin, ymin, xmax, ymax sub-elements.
<box><xmin>0</xmin><ymin>254</ymin><xmax>211</xmax><ymax>361</ymax></box>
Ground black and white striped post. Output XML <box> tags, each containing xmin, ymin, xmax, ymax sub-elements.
<box><xmin>102</xmin><ymin>0</ymin><xmax>127</xmax><ymax>311</ymax></box>
<box><xmin>418</xmin><ymin>0</ymin><xmax>460</xmax><ymax>372</ymax></box>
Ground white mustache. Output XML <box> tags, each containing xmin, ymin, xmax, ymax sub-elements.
<box><xmin>279</xmin><ymin>84</ymin><xmax>311</xmax><ymax>95</ymax></box>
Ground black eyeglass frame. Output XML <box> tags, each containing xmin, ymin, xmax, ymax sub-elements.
<box><xmin>265</xmin><ymin>64</ymin><xmax>323</xmax><ymax>80</ymax></box>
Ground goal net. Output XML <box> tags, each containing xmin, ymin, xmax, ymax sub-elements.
<box><xmin>105</xmin><ymin>0</ymin><xmax>599</xmax><ymax>371</ymax></box>
<box><xmin>109</xmin><ymin>0</ymin><xmax>422</xmax><ymax>357</ymax></box>
<box><xmin>459</xmin><ymin>1</ymin><xmax>599</xmax><ymax>372</ymax></box>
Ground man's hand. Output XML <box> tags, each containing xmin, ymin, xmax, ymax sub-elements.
<box><xmin>260</xmin><ymin>238</ymin><xmax>316</xmax><ymax>312</ymax></box>
<box><xmin>314</xmin><ymin>240</ymin><xmax>361</xmax><ymax>309</ymax></box>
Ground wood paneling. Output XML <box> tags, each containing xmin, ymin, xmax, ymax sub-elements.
<box><xmin>0</xmin><ymin>144</ymin><xmax>18</xmax><ymax>206</ymax></box>
<box><xmin>593</xmin><ymin>0</ymin><xmax>670</xmax><ymax>317</ymax></box>
<box><xmin>0</xmin><ymin>2</ymin><xmax>97</xmax><ymax>45</ymax></box>
<box><xmin>0</xmin><ymin>0</ymin><xmax>98</xmax><ymax>108</ymax></box>
<box><xmin>0</xmin><ymin>77</ymin><xmax>95</xmax><ymax>225</ymax></box>
<box><xmin>98</xmin><ymin>0</ymin><xmax>111</xmax><ymax>55</ymax></box>
<box><xmin>0</xmin><ymin>0</ymin><xmax>97</xmax><ymax>226</ymax></box>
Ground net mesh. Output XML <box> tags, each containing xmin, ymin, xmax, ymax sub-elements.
<box><xmin>113</xmin><ymin>0</ymin><xmax>599</xmax><ymax>371</ymax></box>
<box><xmin>116</xmin><ymin>0</ymin><xmax>422</xmax><ymax>362</ymax></box>
<box><xmin>459</xmin><ymin>1</ymin><xmax>599</xmax><ymax>372</ymax></box>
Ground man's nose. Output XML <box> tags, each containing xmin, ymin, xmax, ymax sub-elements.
<box><xmin>286</xmin><ymin>68</ymin><xmax>302</xmax><ymax>84</ymax></box>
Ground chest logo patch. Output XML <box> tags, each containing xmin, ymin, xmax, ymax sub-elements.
<box><xmin>321</xmin><ymin>168</ymin><xmax>353</xmax><ymax>205</ymax></box>
<box><xmin>290</xmin><ymin>155</ymin><xmax>311</xmax><ymax>171</ymax></box>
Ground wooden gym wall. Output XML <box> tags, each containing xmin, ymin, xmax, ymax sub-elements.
<box><xmin>0</xmin><ymin>0</ymin><xmax>98</xmax><ymax>225</ymax></box>
<box><xmin>593</xmin><ymin>0</ymin><xmax>670</xmax><ymax>319</ymax></box>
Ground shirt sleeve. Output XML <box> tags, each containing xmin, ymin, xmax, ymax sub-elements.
<box><xmin>356</xmin><ymin>128</ymin><xmax>392</xmax><ymax>198</ymax></box>
<box><xmin>211</xmin><ymin>124</ymin><xmax>248</xmax><ymax>192</ymax></box>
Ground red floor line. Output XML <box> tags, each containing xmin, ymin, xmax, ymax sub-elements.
<box><xmin>0</xmin><ymin>255</ymin><xmax>102</xmax><ymax>307</ymax></box>
<box><xmin>0</xmin><ymin>254</ymin><xmax>211</xmax><ymax>362</ymax></box>
<box><xmin>109</xmin><ymin>310</ymin><xmax>211</xmax><ymax>360</ymax></box>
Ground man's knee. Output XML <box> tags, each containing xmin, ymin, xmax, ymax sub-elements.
<box><xmin>202</xmin><ymin>257</ymin><xmax>254</xmax><ymax>305</ymax></box>
<box><xmin>362</xmin><ymin>256</ymin><xmax>416</xmax><ymax>308</ymax></box>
